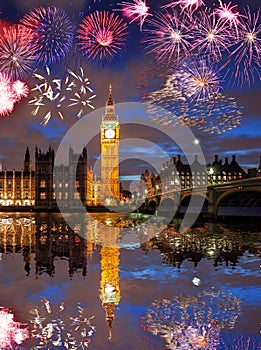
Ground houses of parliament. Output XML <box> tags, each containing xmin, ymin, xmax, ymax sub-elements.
<box><xmin>0</xmin><ymin>85</ymin><xmax>121</xmax><ymax>209</ymax></box>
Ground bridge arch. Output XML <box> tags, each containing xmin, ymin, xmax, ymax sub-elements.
<box><xmin>178</xmin><ymin>193</ymin><xmax>209</xmax><ymax>214</ymax></box>
<box><xmin>214</xmin><ymin>188</ymin><xmax>261</xmax><ymax>216</ymax></box>
<box><xmin>147</xmin><ymin>199</ymin><xmax>157</xmax><ymax>214</ymax></box>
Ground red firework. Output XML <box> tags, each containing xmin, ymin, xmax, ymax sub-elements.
<box><xmin>77</xmin><ymin>11</ymin><xmax>128</xmax><ymax>65</ymax></box>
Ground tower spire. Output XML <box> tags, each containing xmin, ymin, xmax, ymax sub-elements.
<box><xmin>105</xmin><ymin>84</ymin><xmax>115</xmax><ymax>117</ymax></box>
<box><xmin>107</xmin><ymin>83</ymin><xmax>113</xmax><ymax>105</ymax></box>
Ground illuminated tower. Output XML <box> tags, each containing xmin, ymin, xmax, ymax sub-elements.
<box><xmin>100</xmin><ymin>84</ymin><xmax>120</xmax><ymax>203</ymax></box>
<box><xmin>99</xmin><ymin>226</ymin><xmax>120</xmax><ymax>340</ymax></box>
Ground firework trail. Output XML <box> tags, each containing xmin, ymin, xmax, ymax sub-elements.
<box><xmin>0</xmin><ymin>24</ymin><xmax>37</xmax><ymax>80</ymax></box>
<box><xmin>66</xmin><ymin>67</ymin><xmax>96</xmax><ymax>118</ymax></box>
<box><xmin>117</xmin><ymin>0</ymin><xmax>151</xmax><ymax>30</ymax></box>
<box><xmin>77</xmin><ymin>11</ymin><xmax>128</xmax><ymax>65</ymax></box>
<box><xmin>29</xmin><ymin>66</ymin><xmax>66</xmax><ymax>126</ymax></box>
<box><xmin>215</xmin><ymin>0</ymin><xmax>241</xmax><ymax>30</ymax></box>
<box><xmin>20</xmin><ymin>6</ymin><xmax>74</xmax><ymax>65</ymax></box>
<box><xmin>163</xmin><ymin>0</ymin><xmax>205</xmax><ymax>14</ymax></box>
<box><xmin>144</xmin><ymin>59</ymin><xmax>242</xmax><ymax>134</ymax></box>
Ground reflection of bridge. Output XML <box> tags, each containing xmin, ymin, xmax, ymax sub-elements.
<box><xmin>147</xmin><ymin>177</ymin><xmax>261</xmax><ymax>217</ymax></box>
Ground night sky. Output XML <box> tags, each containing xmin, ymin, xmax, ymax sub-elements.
<box><xmin>0</xmin><ymin>0</ymin><xmax>260</xmax><ymax>174</ymax></box>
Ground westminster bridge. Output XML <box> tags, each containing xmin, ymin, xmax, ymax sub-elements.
<box><xmin>146</xmin><ymin>177</ymin><xmax>261</xmax><ymax>218</ymax></box>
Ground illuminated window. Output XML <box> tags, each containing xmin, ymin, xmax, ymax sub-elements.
<box><xmin>75</xmin><ymin>181</ymin><xmax>80</xmax><ymax>188</ymax></box>
<box><xmin>40</xmin><ymin>192</ymin><xmax>46</xmax><ymax>200</ymax></box>
<box><xmin>52</xmin><ymin>192</ymin><xmax>56</xmax><ymax>199</ymax></box>
<box><xmin>40</xmin><ymin>180</ymin><xmax>46</xmax><ymax>188</ymax></box>
<box><xmin>58</xmin><ymin>192</ymin><xmax>62</xmax><ymax>199</ymax></box>
<box><xmin>65</xmin><ymin>183</ymin><xmax>68</xmax><ymax>188</ymax></box>
<box><xmin>74</xmin><ymin>192</ymin><xmax>80</xmax><ymax>199</ymax></box>
<box><xmin>59</xmin><ymin>183</ymin><xmax>62</xmax><ymax>188</ymax></box>
<box><xmin>65</xmin><ymin>192</ymin><xmax>68</xmax><ymax>200</ymax></box>
<box><xmin>8</xmin><ymin>180</ymin><xmax>12</xmax><ymax>188</ymax></box>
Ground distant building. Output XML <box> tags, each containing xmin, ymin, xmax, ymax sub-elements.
<box><xmin>0</xmin><ymin>147</ymin><xmax>35</xmax><ymax>206</ymax></box>
<box><xmin>140</xmin><ymin>154</ymin><xmax>248</xmax><ymax>198</ymax></box>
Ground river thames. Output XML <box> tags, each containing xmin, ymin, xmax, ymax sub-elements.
<box><xmin>0</xmin><ymin>212</ymin><xmax>260</xmax><ymax>349</ymax></box>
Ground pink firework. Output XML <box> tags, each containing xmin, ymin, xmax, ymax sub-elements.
<box><xmin>193</xmin><ymin>10</ymin><xmax>232</xmax><ymax>61</ymax></box>
<box><xmin>0</xmin><ymin>307</ymin><xmax>29</xmax><ymax>349</ymax></box>
<box><xmin>225</xmin><ymin>6</ymin><xmax>261</xmax><ymax>86</ymax></box>
<box><xmin>118</xmin><ymin>0</ymin><xmax>151</xmax><ymax>30</ymax></box>
<box><xmin>12</xmin><ymin>80</ymin><xmax>29</xmax><ymax>101</ymax></box>
<box><xmin>77</xmin><ymin>11</ymin><xmax>128</xmax><ymax>65</ymax></box>
<box><xmin>163</xmin><ymin>0</ymin><xmax>204</xmax><ymax>13</ymax></box>
<box><xmin>215</xmin><ymin>0</ymin><xmax>241</xmax><ymax>29</ymax></box>
<box><xmin>0</xmin><ymin>24</ymin><xmax>37</xmax><ymax>80</ymax></box>
<box><xmin>0</xmin><ymin>73</ymin><xmax>16</xmax><ymax>116</ymax></box>
<box><xmin>143</xmin><ymin>9</ymin><xmax>193</xmax><ymax>63</ymax></box>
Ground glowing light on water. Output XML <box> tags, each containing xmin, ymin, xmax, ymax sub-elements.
<box><xmin>0</xmin><ymin>307</ymin><xmax>29</xmax><ymax>349</ymax></box>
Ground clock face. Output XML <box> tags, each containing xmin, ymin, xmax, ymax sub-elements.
<box><xmin>105</xmin><ymin>128</ymin><xmax>115</xmax><ymax>139</ymax></box>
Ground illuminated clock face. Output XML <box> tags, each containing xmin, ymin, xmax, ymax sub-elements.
<box><xmin>105</xmin><ymin>128</ymin><xmax>115</xmax><ymax>139</ymax></box>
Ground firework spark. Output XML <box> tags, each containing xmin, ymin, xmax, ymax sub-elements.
<box><xmin>0</xmin><ymin>307</ymin><xmax>29</xmax><ymax>349</ymax></box>
<box><xmin>143</xmin><ymin>9</ymin><xmax>193</xmax><ymax>63</ymax></box>
<box><xmin>21</xmin><ymin>6</ymin><xmax>74</xmax><ymax>65</ymax></box>
<box><xmin>0</xmin><ymin>24</ymin><xmax>37</xmax><ymax>80</ymax></box>
<box><xmin>29</xmin><ymin>299</ymin><xmax>95</xmax><ymax>349</ymax></box>
<box><xmin>215</xmin><ymin>0</ymin><xmax>241</xmax><ymax>29</ymax></box>
<box><xmin>117</xmin><ymin>0</ymin><xmax>151</xmax><ymax>30</ymax></box>
<box><xmin>0</xmin><ymin>74</ymin><xmax>16</xmax><ymax>116</ymax></box>
<box><xmin>66</xmin><ymin>67</ymin><xmax>96</xmax><ymax>118</ymax></box>
<box><xmin>225</xmin><ymin>6</ymin><xmax>261</xmax><ymax>86</ymax></box>
<box><xmin>193</xmin><ymin>10</ymin><xmax>232</xmax><ymax>61</ymax></box>
<box><xmin>145</xmin><ymin>62</ymin><xmax>242</xmax><ymax>134</ymax></box>
<box><xmin>181</xmin><ymin>58</ymin><xmax>221</xmax><ymax>102</ymax></box>
<box><xmin>163</xmin><ymin>0</ymin><xmax>204</xmax><ymax>13</ymax></box>
<box><xmin>29</xmin><ymin>66</ymin><xmax>66</xmax><ymax>126</ymax></box>
<box><xmin>12</xmin><ymin>80</ymin><xmax>29</xmax><ymax>101</ymax></box>
<box><xmin>142</xmin><ymin>290</ymin><xmax>241</xmax><ymax>350</ymax></box>
<box><xmin>77</xmin><ymin>11</ymin><xmax>128</xmax><ymax>65</ymax></box>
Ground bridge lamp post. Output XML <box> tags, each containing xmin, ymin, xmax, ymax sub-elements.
<box><xmin>209</xmin><ymin>167</ymin><xmax>214</xmax><ymax>185</ymax></box>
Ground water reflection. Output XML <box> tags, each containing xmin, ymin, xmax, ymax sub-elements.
<box><xmin>29</xmin><ymin>299</ymin><xmax>95</xmax><ymax>349</ymax></box>
<box><xmin>0</xmin><ymin>307</ymin><xmax>29</xmax><ymax>349</ymax></box>
<box><xmin>0</xmin><ymin>213</ymin><xmax>260</xmax><ymax>349</ymax></box>
<box><xmin>143</xmin><ymin>223</ymin><xmax>261</xmax><ymax>270</ymax></box>
<box><xmin>141</xmin><ymin>290</ymin><xmax>241</xmax><ymax>350</ymax></box>
<box><xmin>35</xmin><ymin>216</ymin><xmax>88</xmax><ymax>278</ymax></box>
<box><xmin>0</xmin><ymin>215</ymin><xmax>260</xmax><ymax>277</ymax></box>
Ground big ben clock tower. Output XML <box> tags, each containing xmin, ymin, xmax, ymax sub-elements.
<box><xmin>100</xmin><ymin>84</ymin><xmax>120</xmax><ymax>202</ymax></box>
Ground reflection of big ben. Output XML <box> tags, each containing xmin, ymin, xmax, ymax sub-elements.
<box><xmin>100</xmin><ymin>84</ymin><xmax>120</xmax><ymax>202</ymax></box>
<box><xmin>99</xmin><ymin>226</ymin><xmax>120</xmax><ymax>340</ymax></box>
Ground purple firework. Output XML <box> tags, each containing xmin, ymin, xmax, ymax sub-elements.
<box><xmin>20</xmin><ymin>6</ymin><xmax>74</xmax><ymax>65</ymax></box>
<box><xmin>224</xmin><ymin>6</ymin><xmax>261</xmax><ymax>86</ymax></box>
<box><xmin>192</xmin><ymin>9</ymin><xmax>232</xmax><ymax>61</ymax></box>
<box><xmin>143</xmin><ymin>9</ymin><xmax>193</xmax><ymax>64</ymax></box>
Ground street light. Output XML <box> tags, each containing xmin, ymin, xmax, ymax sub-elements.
<box><xmin>209</xmin><ymin>167</ymin><xmax>214</xmax><ymax>185</ymax></box>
